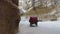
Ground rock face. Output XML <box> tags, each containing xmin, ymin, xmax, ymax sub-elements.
<box><xmin>0</xmin><ymin>0</ymin><xmax>20</xmax><ymax>34</ymax></box>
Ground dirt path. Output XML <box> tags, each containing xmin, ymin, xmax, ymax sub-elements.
<box><xmin>17</xmin><ymin>17</ymin><xmax>60</xmax><ymax>34</ymax></box>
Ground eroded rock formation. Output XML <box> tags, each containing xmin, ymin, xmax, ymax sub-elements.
<box><xmin>0</xmin><ymin>0</ymin><xmax>20</xmax><ymax>34</ymax></box>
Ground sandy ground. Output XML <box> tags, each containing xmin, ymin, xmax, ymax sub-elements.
<box><xmin>17</xmin><ymin>17</ymin><xmax>60</xmax><ymax>34</ymax></box>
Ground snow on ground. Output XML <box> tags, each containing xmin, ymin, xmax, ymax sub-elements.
<box><xmin>17</xmin><ymin>17</ymin><xmax>60</xmax><ymax>34</ymax></box>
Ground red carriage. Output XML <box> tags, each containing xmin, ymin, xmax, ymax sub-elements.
<box><xmin>29</xmin><ymin>16</ymin><xmax>38</xmax><ymax>26</ymax></box>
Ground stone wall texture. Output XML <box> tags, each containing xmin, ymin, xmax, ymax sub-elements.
<box><xmin>0</xmin><ymin>0</ymin><xmax>20</xmax><ymax>34</ymax></box>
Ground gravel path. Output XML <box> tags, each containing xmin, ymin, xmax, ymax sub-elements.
<box><xmin>17</xmin><ymin>17</ymin><xmax>60</xmax><ymax>34</ymax></box>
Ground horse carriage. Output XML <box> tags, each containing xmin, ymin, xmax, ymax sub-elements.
<box><xmin>29</xmin><ymin>16</ymin><xmax>38</xmax><ymax>26</ymax></box>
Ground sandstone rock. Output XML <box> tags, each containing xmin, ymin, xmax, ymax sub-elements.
<box><xmin>0</xmin><ymin>0</ymin><xmax>20</xmax><ymax>34</ymax></box>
